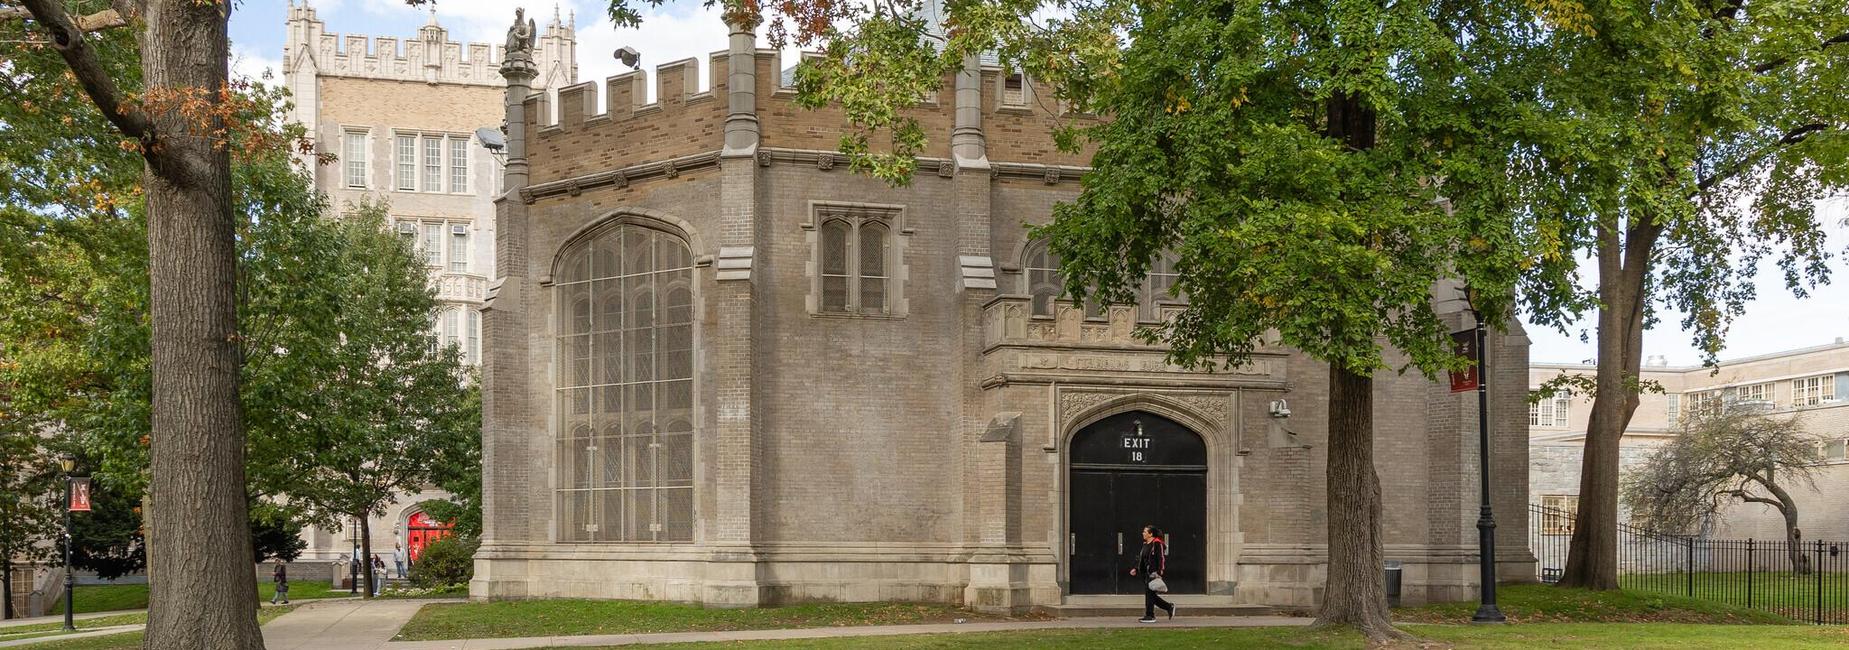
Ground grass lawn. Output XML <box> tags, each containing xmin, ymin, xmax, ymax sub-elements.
<box><xmin>1620</xmin><ymin>571</ymin><xmax>1849</xmax><ymax>618</ymax></box>
<box><xmin>394</xmin><ymin>601</ymin><xmax>1037</xmax><ymax>641</ymax></box>
<box><xmin>54</xmin><ymin>581</ymin><xmax>347</xmax><ymax>613</ymax></box>
<box><xmin>6</xmin><ymin>605</ymin><xmax>295</xmax><ymax>650</ymax></box>
<box><xmin>537</xmin><ymin>624</ymin><xmax>1849</xmax><ymax>649</ymax></box>
<box><xmin>1394</xmin><ymin>582</ymin><xmax>1795</xmax><ymax>624</ymax></box>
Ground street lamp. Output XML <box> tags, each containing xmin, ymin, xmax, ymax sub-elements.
<box><xmin>348</xmin><ymin>517</ymin><xmax>361</xmax><ymax>595</ymax></box>
<box><xmin>57</xmin><ymin>453</ymin><xmax>75</xmax><ymax>632</ymax></box>
<box><xmin>1463</xmin><ymin>288</ymin><xmax>1506</xmax><ymax>625</ymax></box>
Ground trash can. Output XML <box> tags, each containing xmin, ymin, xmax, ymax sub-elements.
<box><xmin>1383</xmin><ymin>560</ymin><xmax>1403</xmax><ymax>608</ymax></box>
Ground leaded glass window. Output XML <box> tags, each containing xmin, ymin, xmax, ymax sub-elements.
<box><xmin>555</xmin><ymin>223</ymin><xmax>694</xmax><ymax>542</ymax></box>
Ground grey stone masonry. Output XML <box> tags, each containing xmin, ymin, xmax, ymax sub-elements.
<box><xmin>473</xmin><ymin>18</ymin><xmax>1534</xmax><ymax>612</ymax></box>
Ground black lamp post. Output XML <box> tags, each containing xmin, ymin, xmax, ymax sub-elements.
<box><xmin>1465</xmin><ymin>292</ymin><xmax>1506</xmax><ymax>624</ymax></box>
<box><xmin>57</xmin><ymin>453</ymin><xmax>75</xmax><ymax>632</ymax></box>
<box><xmin>348</xmin><ymin>518</ymin><xmax>360</xmax><ymax>595</ymax></box>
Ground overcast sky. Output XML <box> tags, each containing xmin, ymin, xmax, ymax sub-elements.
<box><xmin>234</xmin><ymin>2</ymin><xmax>1849</xmax><ymax>367</ymax></box>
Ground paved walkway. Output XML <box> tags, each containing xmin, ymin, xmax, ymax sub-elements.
<box><xmin>0</xmin><ymin>625</ymin><xmax>142</xmax><ymax>648</ymax></box>
<box><xmin>382</xmin><ymin>616</ymin><xmax>1313</xmax><ymax>650</ymax></box>
<box><xmin>0</xmin><ymin>610</ymin><xmax>144</xmax><ymax>630</ymax></box>
<box><xmin>264</xmin><ymin>599</ymin><xmax>449</xmax><ymax>650</ymax></box>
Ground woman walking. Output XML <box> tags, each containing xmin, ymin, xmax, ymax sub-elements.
<box><xmin>1129</xmin><ymin>525</ymin><xmax>1175</xmax><ymax>623</ymax></box>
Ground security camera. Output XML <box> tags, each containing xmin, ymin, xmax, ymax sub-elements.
<box><xmin>1268</xmin><ymin>399</ymin><xmax>1291</xmax><ymax>419</ymax></box>
<box><xmin>614</xmin><ymin>46</ymin><xmax>641</xmax><ymax>70</ymax></box>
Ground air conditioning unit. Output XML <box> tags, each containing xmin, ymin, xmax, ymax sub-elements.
<box><xmin>395</xmin><ymin>221</ymin><xmax>416</xmax><ymax>234</ymax></box>
<box><xmin>451</xmin><ymin>224</ymin><xmax>469</xmax><ymax>235</ymax></box>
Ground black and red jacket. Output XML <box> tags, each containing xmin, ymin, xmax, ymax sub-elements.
<box><xmin>1135</xmin><ymin>537</ymin><xmax>1167</xmax><ymax>576</ymax></box>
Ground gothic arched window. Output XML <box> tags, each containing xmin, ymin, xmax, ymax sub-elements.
<box><xmin>554</xmin><ymin>222</ymin><xmax>694</xmax><ymax>542</ymax></box>
<box><xmin>1022</xmin><ymin>241</ymin><xmax>1181</xmax><ymax>319</ymax></box>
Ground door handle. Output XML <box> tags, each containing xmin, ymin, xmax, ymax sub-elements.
<box><xmin>1116</xmin><ymin>532</ymin><xmax>1123</xmax><ymax>555</ymax></box>
<box><xmin>1069</xmin><ymin>533</ymin><xmax>1075</xmax><ymax>556</ymax></box>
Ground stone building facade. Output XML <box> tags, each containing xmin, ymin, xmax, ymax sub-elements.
<box><xmin>474</xmin><ymin>19</ymin><xmax>1533</xmax><ymax>611</ymax></box>
<box><xmin>1529</xmin><ymin>340</ymin><xmax>1849</xmax><ymax>547</ymax></box>
<box><xmin>278</xmin><ymin>1</ymin><xmax>577</xmax><ymax>564</ymax></box>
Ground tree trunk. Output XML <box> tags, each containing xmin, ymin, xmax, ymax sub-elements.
<box><xmin>1558</xmin><ymin>215</ymin><xmax>1656</xmax><ymax>591</ymax></box>
<box><xmin>3</xmin><ymin>555</ymin><xmax>13</xmax><ymax>620</ymax></box>
<box><xmin>138</xmin><ymin>1</ymin><xmax>262</xmax><ymax>648</ymax></box>
<box><xmin>1762</xmin><ymin>482</ymin><xmax>1810</xmax><ymax>575</ymax></box>
<box><xmin>1314</xmin><ymin>365</ymin><xmax>1405</xmax><ymax>640</ymax></box>
<box><xmin>360</xmin><ymin>516</ymin><xmax>374</xmax><ymax>599</ymax></box>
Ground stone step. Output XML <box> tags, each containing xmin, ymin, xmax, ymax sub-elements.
<box><xmin>1050</xmin><ymin>595</ymin><xmax>1276</xmax><ymax>618</ymax></box>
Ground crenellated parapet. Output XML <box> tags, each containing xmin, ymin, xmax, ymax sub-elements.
<box><xmin>520</xmin><ymin>47</ymin><xmax>1096</xmax><ymax>188</ymax></box>
<box><xmin>284</xmin><ymin>0</ymin><xmax>574</xmax><ymax>90</ymax></box>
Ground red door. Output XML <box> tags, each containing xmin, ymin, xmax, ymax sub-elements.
<box><xmin>406</xmin><ymin>512</ymin><xmax>454</xmax><ymax>563</ymax></box>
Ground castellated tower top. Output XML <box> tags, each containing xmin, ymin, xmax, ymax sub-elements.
<box><xmin>284</xmin><ymin>0</ymin><xmax>576</xmax><ymax>90</ymax></box>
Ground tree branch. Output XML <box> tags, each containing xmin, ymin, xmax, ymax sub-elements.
<box><xmin>1691</xmin><ymin>123</ymin><xmax>1835</xmax><ymax>197</ymax></box>
<box><xmin>0</xmin><ymin>2</ymin><xmax>128</xmax><ymax>31</ymax></box>
<box><xmin>15</xmin><ymin>0</ymin><xmax>152</xmax><ymax>146</ymax></box>
<box><xmin>1754</xmin><ymin>31</ymin><xmax>1849</xmax><ymax>74</ymax></box>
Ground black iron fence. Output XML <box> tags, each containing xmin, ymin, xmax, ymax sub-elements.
<box><xmin>1529</xmin><ymin>503</ymin><xmax>1849</xmax><ymax>624</ymax></box>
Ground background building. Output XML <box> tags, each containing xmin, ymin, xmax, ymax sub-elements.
<box><xmin>471</xmin><ymin>15</ymin><xmax>1534</xmax><ymax>612</ymax></box>
<box><xmin>279</xmin><ymin>1</ymin><xmax>578</xmax><ymax>567</ymax></box>
<box><xmin>1529</xmin><ymin>339</ymin><xmax>1849</xmax><ymax>545</ymax></box>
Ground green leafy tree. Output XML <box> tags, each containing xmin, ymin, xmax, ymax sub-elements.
<box><xmin>68</xmin><ymin>475</ymin><xmax>145</xmax><ymax>580</ymax></box>
<box><xmin>420</xmin><ymin>384</ymin><xmax>483</xmax><ymax>540</ymax></box>
<box><xmin>255</xmin><ymin>201</ymin><xmax>477</xmax><ymax>600</ymax></box>
<box><xmin>1511</xmin><ymin>1</ymin><xmax>1849</xmax><ymax>590</ymax></box>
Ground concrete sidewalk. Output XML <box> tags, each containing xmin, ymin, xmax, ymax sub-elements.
<box><xmin>0</xmin><ymin>610</ymin><xmax>144</xmax><ymax>630</ymax></box>
<box><xmin>0</xmin><ymin>625</ymin><xmax>141</xmax><ymax>648</ymax></box>
<box><xmin>383</xmin><ymin>615</ymin><xmax>1314</xmax><ymax>650</ymax></box>
<box><xmin>264</xmin><ymin>599</ymin><xmax>450</xmax><ymax>650</ymax></box>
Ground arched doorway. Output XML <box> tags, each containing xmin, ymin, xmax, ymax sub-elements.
<box><xmin>1068</xmin><ymin>411</ymin><xmax>1207</xmax><ymax>595</ymax></box>
<box><xmin>405</xmin><ymin>511</ymin><xmax>454</xmax><ymax>564</ymax></box>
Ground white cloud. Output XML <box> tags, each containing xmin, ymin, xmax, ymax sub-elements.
<box><xmin>231</xmin><ymin>43</ymin><xmax>283</xmax><ymax>88</ymax></box>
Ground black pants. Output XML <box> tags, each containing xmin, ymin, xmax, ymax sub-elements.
<box><xmin>1143</xmin><ymin>584</ymin><xmax>1173</xmax><ymax>618</ymax></box>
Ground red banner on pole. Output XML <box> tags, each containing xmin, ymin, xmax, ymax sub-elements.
<box><xmin>1449</xmin><ymin>330</ymin><xmax>1479</xmax><ymax>393</ymax></box>
<box><xmin>70</xmin><ymin>477</ymin><xmax>92</xmax><ymax>512</ymax></box>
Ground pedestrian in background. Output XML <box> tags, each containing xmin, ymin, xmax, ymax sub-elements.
<box><xmin>393</xmin><ymin>543</ymin><xmax>406</xmax><ymax>579</ymax></box>
<box><xmin>1129</xmin><ymin>524</ymin><xmax>1175</xmax><ymax>623</ymax></box>
<box><xmin>270</xmin><ymin>558</ymin><xmax>289</xmax><ymax>605</ymax></box>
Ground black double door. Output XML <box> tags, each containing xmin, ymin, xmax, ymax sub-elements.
<box><xmin>1067</xmin><ymin>412</ymin><xmax>1208</xmax><ymax>595</ymax></box>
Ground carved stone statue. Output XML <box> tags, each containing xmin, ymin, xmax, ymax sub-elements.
<box><xmin>505</xmin><ymin>8</ymin><xmax>536</xmax><ymax>56</ymax></box>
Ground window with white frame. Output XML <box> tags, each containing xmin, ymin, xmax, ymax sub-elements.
<box><xmin>554</xmin><ymin>223</ymin><xmax>695</xmax><ymax>542</ymax></box>
<box><xmin>397</xmin><ymin>219</ymin><xmax>471</xmax><ymax>270</ymax></box>
<box><xmin>1664</xmin><ymin>393</ymin><xmax>1681</xmax><ymax>423</ymax></box>
<box><xmin>440</xmin><ymin>307</ymin><xmax>461</xmax><ymax>351</ymax></box>
<box><xmin>1540</xmin><ymin>495</ymin><xmax>1578</xmax><ymax>535</ymax></box>
<box><xmin>420</xmin><ymin>222</ymin><xmax>442</xmax><ymax>266</ymax></box>
<box><xmin>1732</xmin><ymin>382</ymin><xmax>1774</xmax><ymax>406</ymax></box>
<box><xmin>391</xmin><ymin>132</ymin><xmax>471</xmax><ymax>193</ymax></box>
<box><xmin>1688</xmin><ymin>390</ymin><xmax>1724</xmax><ymax>417</ymax></box>
<box><xmin>1529</xmin><ymin>395</ymin><xmax>1570</xmax><ymax>428</ymax></box>
<box><xmin>449</xmin><ymin>139</ymin><xmax>469</xmax><ymax>193</ymax></box>
<box><xmin>465</xmin><ymin>309</ymin><xmax>480</xmax><ymax>365</ymax></box>
<box><xmin>423</xmin><ymin>136</ymin><xmax>443</xmax><ymax>191</ymax></box>
<box><xmin>818</xmin><ymin>215</ymin><xmax>891</xmax><ymax>314</ymax></box>
<box><xmin>396</xmin><ymin>135</ymin><xmax>417</xmax><ymax>191</ymax></box>
<box><xmin>1793</xmin><ymin>375</ymin><xmax>1835</xmax><ymax>407</ymax></box>
<box><xmin>1819</xmin><ymin>439</ymin><xmax>1847</xmax><ymax>462</ymax></box>
<box><xmin>448</xmin><ymin>224</ymin><xmax>469</xmax><ymax>272</ymax></box>
<box><xmin>343</xmin><ymin>129</ymin><xmax>368</xmax><ymax>188</ymax></box>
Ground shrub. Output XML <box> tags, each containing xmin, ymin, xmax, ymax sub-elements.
<box><xmin>409</xmin><ymin>535</ymin><xmax>478</xmax><ymax>588</ymax></box>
